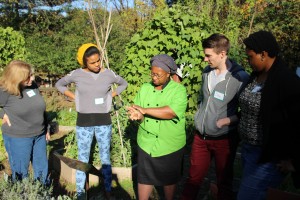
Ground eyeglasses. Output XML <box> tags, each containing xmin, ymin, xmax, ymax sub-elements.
<box><xmin>150</xmin><ymin>72</ymin><xmax>165</xmax><ymax>79</ymax></box>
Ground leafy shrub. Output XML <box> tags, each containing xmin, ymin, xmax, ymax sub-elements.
<box><xmin>0</xmin><ymin>131</ymin><xmax>6</xmax><ymax>162</ymax></box>
<box><xmin>56</xmin><ymin>110</ymin><xmax>77</xmax><ymax>126</ymax></box>
<box><xmin>120</xmin><ymin>4</ymin><xmax>211</xmax><ymax>114</ymax></box>
<box><xmin>0</xmin><ymin>133</ymin><xmax>6</xmax><ymax>162</ymax></box>
<box><xmin>0</xmin><ymin>120</ymin><xmax>6</xmax><ymax>162</ymax></box>
<box><xmin>0</xmin><ymin>177</ymin><xmax>73</xmax><ymax>200</ymax></box>
<box><xmin>0</xmin><ymin>27</ymin><xmax>27</xmax><ymax>68</ymax></box>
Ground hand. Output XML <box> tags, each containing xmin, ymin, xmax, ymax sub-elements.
<box><xmin>277</xmin><ymin>160</ymin><xmax>295</xmax><ymax>173</ymax></box>
<box><xmin>216</xmin><ymin>117</ymin><xmax>230</xmax><ymax>128</ymax></box>
<box><xmin>132</xmin><ymin>105</ymin><xmax>146</xmax><ymax>115</ymax></box>
<box><xmin>126</xmin><ymin>106</ymin><xmax>144</xmax><ymax>121</ymax></box>
<box><xmin>112</xmin><ymin>91</ymin><xmax>117</xmax><ymax>98</ymax></box>
<box><xmin>46</xmin><ymin>132</ymin><xmax>51</xmax><ymax>142</ymax></box>
<box><xmin>2</xmin><ymin>114</ymin><xmax>11</xmax><ymax>127</ymax></box>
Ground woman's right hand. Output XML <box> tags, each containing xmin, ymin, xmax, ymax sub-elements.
<box><xmin>3</xmin><ymin>113</ymin><xmax>11</xmax><ymax>126</ymax></box>
<box><xmin>64</xmin><ymin>90</ymin><xmax>75</xmax><ymax>100</ymax></box>
<box><xmin>126</xmin><ymin>106</ymin><xmax>144</xmax><ymax>121</ymax></box>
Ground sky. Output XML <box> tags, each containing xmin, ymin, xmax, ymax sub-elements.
<box><xmin>37</xmin><ymin>0</ymin><xmax>133</xmax><ymax>12</ymax></box>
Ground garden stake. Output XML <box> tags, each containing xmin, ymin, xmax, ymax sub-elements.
<box><xmin>86</xmin><ymin>0</ymin><xmax>126</xmax><ymax>166</ymax></box>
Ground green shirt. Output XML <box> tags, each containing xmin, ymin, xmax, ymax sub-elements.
<box><xmin>134</xmin><ymin>80</ymin><xmax>187</xmax><ymax>157</ymax></box>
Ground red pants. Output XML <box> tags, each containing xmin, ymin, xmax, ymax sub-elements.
<box><xmin>181</xmin><ymin>132</ymin><xmax>238</xmax><ymax>200</ymax></box>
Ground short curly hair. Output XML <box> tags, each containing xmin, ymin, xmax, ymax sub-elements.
<box><xmin>243</xmin><ymin>31</ymin><xmax>280</xmax><ymax>58</ymax></box>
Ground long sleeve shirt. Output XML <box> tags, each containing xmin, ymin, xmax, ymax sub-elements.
<box><xmin>0</xmin><ymin>84</ymin><xmax>46</xmax><ymax>138</ymax></box>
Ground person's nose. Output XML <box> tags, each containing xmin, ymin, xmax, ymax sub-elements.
<box><xmin>204</xmin><ymin>56</ymin><xmax>209</xmax><ymax>62</ymax></box>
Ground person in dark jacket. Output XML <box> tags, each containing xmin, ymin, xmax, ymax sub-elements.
<box><xmin>181</xmin><ymin>33</ymin><xmax>249</xmax><ymax>200</ymax></box>
<box><xmin>237</xmin><ymin>30</ymin><xmax>300</xmax><ymax>200</ymax></box>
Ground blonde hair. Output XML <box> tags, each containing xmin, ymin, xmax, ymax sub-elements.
<box><xmin>0</xmin><ymin>60</ymin><xmax>32</xmax><ymax>96</ymax></box>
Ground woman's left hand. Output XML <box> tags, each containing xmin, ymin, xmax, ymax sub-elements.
<box><xmin>127</xmin><ymin>106</ymin><xmax>144</xmax><ymax>121</ymax></box>
<box><xmin>46</xmin><ymin>132</ymin><xmax>51</xmax><ymax>142</ymax></box>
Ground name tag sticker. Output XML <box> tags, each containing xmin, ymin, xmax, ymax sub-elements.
<box><xmin>214</xmin><ymin>91</ymin><xmax>225</xmax><ymax>101</ymax></box>
<box><xmin>95</xmin><ymin>98</ymin><xmax>104</xmax><ymax>105</ymax></box>
<box><xmin>251</xmin><ymin>85</ymin><xmax>262</xmax><ymax>93</ymax></box>
<box><xmin>26</xmin><ymin>90</ymin><xmax>36</xmax><ymax>97</ymax></box>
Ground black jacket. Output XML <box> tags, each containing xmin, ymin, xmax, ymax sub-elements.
<box><xmin>256</xmin><ymin>57</ymin><xmax>300</xmax><ymax>188</ymax></box>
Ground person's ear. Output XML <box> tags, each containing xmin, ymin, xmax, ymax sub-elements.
<box><xmin>261</xmin><ymin>51</ymin><xmax>267</xmax><ymax>61</ymax></box>
<box><xmin>220</xmin><ymin>50</ymin><xmax>227</xmax><ymax>59</ymax></box>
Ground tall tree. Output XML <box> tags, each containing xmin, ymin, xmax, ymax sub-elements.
<box><xmin>0</xmin><ymin>0</ymin><xmax>74</xmax><ymax>29</ymax></box>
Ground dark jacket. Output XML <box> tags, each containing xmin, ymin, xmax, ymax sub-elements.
<box><xmin>258</xmin><ymin>57</ymin><xmax>300</xmax><ymax>188</ymax></box>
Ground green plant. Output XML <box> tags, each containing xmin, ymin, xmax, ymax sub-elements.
<box><xmin>63</xmin><ymin>131</ymin><xmax>78</xmax><ymax>161</ymax></box>
<box><xmin>120</xmin><ymin>4</ymin><xmax>211</xmax><ymax>114</ymax></box>
<box><xmin>0</xmin><ymin>27</ymin><xmax>27</xmax><ymax>68</ymax></box>
<box><xmin>0</xmin><ymin>133</ymin><xmax>6</xmax><ymax>162</ymax></box>
<box><xmin>0</xmin><ymin>177</ymin><xmax>73</xmax><ymax>200</ymax></box>
<box><xmin>0</xmin><ymin>120</ymin><xmax>6</xmax><ymax>162</ymax></box>
<box><xmin>56</xmin><ymin>110</ymin><xmax>77</xmax><ymax>126</ymax></box>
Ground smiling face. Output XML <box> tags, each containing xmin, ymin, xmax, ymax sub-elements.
<box><xmin>150</xmin><ymin>66</ymin><xmax>170</xmax><ymax>87</ymax></box>
<box><xmin>84</xmin><ymin>53</ymin><xmax>101</xmax><ymax>73</ymax></box>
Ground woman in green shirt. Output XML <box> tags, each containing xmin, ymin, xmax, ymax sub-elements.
<box><xmin>127</xmin><ymin>54</ymin><xmax>188</xmax><ymax>200</ymax></box>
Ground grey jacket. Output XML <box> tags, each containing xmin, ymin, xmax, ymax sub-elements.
<box><xmin>194</xmin><ymin>59</ymin><xmax>249</xmax><ymax>137</ymax></box>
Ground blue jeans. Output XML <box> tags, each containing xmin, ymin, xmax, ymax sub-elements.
<box><xmin>237</xmin><ymin>143</ymin><xmax>285</xmax><ymax>200</ymax></box>
<box><xmin>2</xmin><ymin>132</ymin><xmax>48</xmax><ymax>184</ymax></box>
<box><xmin>76</xmin><ymin>125</ymin><xmax>112</xmax><ymax>194</ymax></box>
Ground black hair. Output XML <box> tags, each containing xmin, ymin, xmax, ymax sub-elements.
<box><xmin>202</xmin><ymin>33</ymin><xmax>230</xmax><ymax>54</ymax></box>
<box><xmin>243</xmin><ymin>30</ymin><xmax>279</xmax><ymax>58</ymax></box>
<box><xmin>83</xmin><ymin>46</ymin><xmax>101</xmax><ymax>67</ymax></box>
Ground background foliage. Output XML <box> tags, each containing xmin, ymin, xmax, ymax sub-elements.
<box><xmin>120</xmin><ymin>4</ymin><xmax>211</xmax><ymax>114</ymax></box>
<box><xmin>0</xmin><ymin>27</ymin><xmax>27</xmax><ymax>67</ymax></box>
<box><xmin>0</xmin><ymin>178</ymin><xmax>72</xmax><ymax>200</ymax></box>
<box><xmin>0</xmin><ymin>0</ymin><xmax>299</xmax><ymax>173</ymax></box>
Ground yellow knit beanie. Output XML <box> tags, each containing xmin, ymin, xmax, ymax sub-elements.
<box><xmin>76</xmin><ymin>43</ymin><xmax>98</xmax><ymax>66</ymax></box>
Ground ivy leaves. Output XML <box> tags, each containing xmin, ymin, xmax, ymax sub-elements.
<box><xmin>121</xmin><ymin>5</ymin><xmax>211</xmax><ymax>113</ymax></box>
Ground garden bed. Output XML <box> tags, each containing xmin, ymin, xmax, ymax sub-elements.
<box><xmin>51</xmin><ymin>148</ymin><xmax>137</xmax><ymax>185</ymax></box>
<box><xmin>47</xmin><ymin>127</ymin><xmax>138</xmax><ymax>199</ymax></box>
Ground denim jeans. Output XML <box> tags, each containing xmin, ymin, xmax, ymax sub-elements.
<box><xmin>237</xmin><ymin>143</ymin><xmax>285</xmax><ymax>200</ymax></box>
<box><xmin>75</xmin><ymin>125</ymin><xmax>112</xmax><ymax>194</ymax></box>
<box><xmin>2</xmin><ymin>132</ymin><xmax>48</xmax><ymax>184</ymax></box>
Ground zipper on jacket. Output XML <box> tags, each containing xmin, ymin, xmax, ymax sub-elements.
<box><xmin>201</xmin><ymin>76</ymin><xmax>231</xmax><ymax>133</ymax></box>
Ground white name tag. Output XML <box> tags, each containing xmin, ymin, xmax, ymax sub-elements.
<box><xmin>251</xmin><ymin>85</ymin><xmax>262</xmax><ymax>93</ymax></box>
<box><xmin>214</xmin><ymin>91</ymin><xmax>225</xmax><ymax>101</ymax></box>
<box><xmin>26</xmin><ymin>90</ymin><xmax>36</xmax><ymax>97</ymax></box>
<box><xmin>95</xmin><ymin>98</ymin><xmax>104</xmax><ymax>105</ymax></box>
